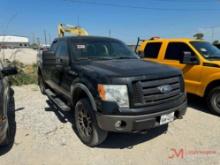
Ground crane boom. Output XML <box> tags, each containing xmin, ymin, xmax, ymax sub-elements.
<box><xmin>58</xmin><ymin>24</ymin><xmax>89</xmax><ymax>37</ymax></box>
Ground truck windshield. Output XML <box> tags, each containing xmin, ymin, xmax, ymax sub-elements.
<box><xmin>191</xmin><ymin>41</ymin><xmax>220</xmax><ymax>60</ymax></box>
<box><xmin>72</xmin><ymin>39</ymin><xmax>138</xmax><ymax>60</ymax></box>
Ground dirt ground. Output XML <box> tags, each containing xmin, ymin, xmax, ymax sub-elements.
<box><xmin>0</xmin><ymin>48</ymin><xmax>37</xmax><ymax>65</ymax></box>
<box><xmin>0</xmin><ymin>85</ymin><xmax>219</xmax><ymax>165</ymax></box>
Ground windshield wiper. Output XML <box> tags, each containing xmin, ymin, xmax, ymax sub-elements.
<box><xmin>77</xmin><ymin>57</ymin><xmax>113</xmax><ymax>61</ymax></box>
<box><xmin>77</xmin><ymin>57</ymin><xmax>91</xmax><ymax>61</ymax></box>
<box><xmin>95</xmin><ymin>57</ymin><xmax>113</xmax><ymax>60</ymax></box>
<box><xmin>114</xmin><ymin>56</ymin><xmax>137</xmax><ymax>59</ymax></box>
<box><xmin>206</xmin><ymin>56</ymin><xmax>220</xmax><ymax>59</ymax></box>
<box><xmin>77</xmin><ymin>56</ymin><xmax>136</xmax><ymax>61</ymax></box>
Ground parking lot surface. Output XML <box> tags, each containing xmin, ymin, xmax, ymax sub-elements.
<box><xmin>0</xmin><ymin>85</ymin><xmax>219</xmax><ymax>165</ymax></box>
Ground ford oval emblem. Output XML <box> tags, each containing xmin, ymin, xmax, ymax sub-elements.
<box><xmin>158</xmin><ymin>85</ymin><xmax>173</xmax><ymax>94</ymax></box>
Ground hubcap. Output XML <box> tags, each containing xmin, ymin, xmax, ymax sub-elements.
<box><xmin>77</xmin><ymin>104</ymin><xmax>92</xmax><ymax>138</ymax></box>
<box><xmin>214</xmin><ymin>94</ymin><xmax>220</xmax><ymax>109</ymax></box>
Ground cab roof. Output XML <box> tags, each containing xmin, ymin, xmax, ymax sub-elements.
<box><xmin>54</xmin><ymin>36</ymin><xmax>121</xmax><ymax>42</ymax></box>
<box><xmin>144</xmin><ymin>38</ymin><xmax>205</xmax><ymax>42</ymax></box>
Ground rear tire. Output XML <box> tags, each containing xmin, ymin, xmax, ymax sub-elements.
<box><xmin>207</xmin><ymin>86</ymin><xmax>220</xmax><ymax>116</ymax></box>
<box><xmin>74</xmin><ymin>98</ymin><xmax>108</xmax><ymax>147</ymax></box>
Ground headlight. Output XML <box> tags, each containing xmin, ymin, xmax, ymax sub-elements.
<box><xmin>98</xmin><ymin>84</ymin><xmax>129</xmax><ymax>108</ymax></box>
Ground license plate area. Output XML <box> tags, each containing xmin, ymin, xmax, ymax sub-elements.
<box><xmin>160</xmin><ymin>112</ymin><xmax>174</xmax><ymax>125</ymax></box>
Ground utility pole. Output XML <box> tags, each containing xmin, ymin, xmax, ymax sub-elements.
<box><xmin>201</xmin><ymin>26</ymin><xmax>220</xmax><ymax>42</ymax></box>
<box><xmin>48</xmin><ymin>33</ymin><xmax>51</xmax><ymax>45</ymax></box>
<box><xmin>37</xmin><ymin>37</ymin><xmax>40</xmax><ymax>46</ymax></box>
<box><xmin>108</xmin><ymin>29</ymin><xmax>111</xmax><ymax>37</ymax></box>
<box><xmin>210</xmin><ymin>26</ymin><xmax>220</xmax><ymax>42</ymax></box>
<box><xmin>77</xmin><ymin>16</ymin><xmax>80</xmax><ymax>26</ymax></box>
<box><xmin>32</xmin><ymin>32</ymin><xmax>36</xmax><ymax>44</ymax></box>
<box><xmin>44</xmin><ymin>30</ymin><xmax>47</xmax><ymax>45</ymax></box>
<box><xmin>210</xmin><ymin>26</ymin><xmax>215</xmax><ymax>42</ymax></box>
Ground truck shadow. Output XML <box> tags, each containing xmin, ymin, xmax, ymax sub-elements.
<box><xmin>0</xmin><ymin>89</ymin><xmax>17</xmax><ymax>156</ymax></box>
<box><xmin>45</xmin><ymin>100</ymin><xmax>168</xmax><ymax>149</ymax></box>
<box><xmin>187</xmin><ymin>94</ymin><xmax>211</xmax><ymax>114</ymax></box>
<box><xmin>99</xmin><ymin>125</ymin><xmax>168</xmax><ymax>149</ymax></box>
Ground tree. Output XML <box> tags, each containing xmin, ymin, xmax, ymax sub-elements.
<box><xmin>213</xmin><ymin>40</ymin><xmax>220</xmax><ymax>49</ymax></box>
<box><xmin>193</xmin><ymin>33</ymin><xmax>204</xmax><ymax>40</ymax></box>
<box><xmin>30</xmin><ymin>43</ymin><xmax>39</xmax><ymax>50</ymax></box>
<box><xmin>213</xmin><ymin>40</ymin><xmax>220</xmax><ymax>45</ymax></box>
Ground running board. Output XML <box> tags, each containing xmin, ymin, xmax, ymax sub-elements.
<box><xmin>45</xmin><ymin>89</ymin><xmax>71</xmax><ymax>112</ymax></box>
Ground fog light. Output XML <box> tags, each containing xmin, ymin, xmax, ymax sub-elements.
<box><xmin>115</xmin><ymin>121</ymin><xmax>122</xmax><ymax>128</ymax></box>
<box><xmin>115</xmin><ymin>120</ymin><xmax>126</xmax><ymax>129</ymax></box>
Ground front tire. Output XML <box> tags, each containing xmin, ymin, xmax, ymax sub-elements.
<box><xmin>207</xmin><ymin>86</ymin><xmax>220</xmax><ymax>116</ymax></box>
<box><xmin>0</xmin><ymin>90</ymin><xmax>14</xmax><ymax>147</ymax></box>
<box><xmin>0</xmin><ymin>122</ymin><xmax>11</xmax><ymax>146</ymax></box>
<box><xmin>74</xmin><ymin>98</ymin><xmax>108</xmax><ymax>147</ymax></box>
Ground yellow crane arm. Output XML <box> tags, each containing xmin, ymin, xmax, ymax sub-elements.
<box><xmin>58</xmin><ymin>24</ymin><xmax>89</xmax><ymax>37</ymax></box>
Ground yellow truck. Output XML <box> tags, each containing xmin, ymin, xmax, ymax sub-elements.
<box><xmin>137</xmin><ymin>38</ymin><xmax>220</xmax><ymax>115</ymax></box>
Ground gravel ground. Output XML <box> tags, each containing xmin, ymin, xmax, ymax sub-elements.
<box><xmin>0</xmin><ymin>48</ymin><xmax>37</xmax><ymax>65</ymax></box>
<box><xmin>0</xmin><ymin>85</ymin><xmax>219</xmax><ymax>165</ymax></box>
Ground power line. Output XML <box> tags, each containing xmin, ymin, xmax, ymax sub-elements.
<box><xmin>124</xmin><ymin>0</ymin><xmax>217</xmax><ymax>3</ymax></box>
<box><xmin>64</xmin><ymin>0</ymin><xmax>220</xmax><ymax>12</ymax></box>
<box><xmin>151</xmin><ymin>0</ymin><xmax>217</xmax><ymax>3</ymax></box>
<box><xmin>2</xmin><ymin>13</ymin><xmax>18</xmax><ymax>35</ymax></box>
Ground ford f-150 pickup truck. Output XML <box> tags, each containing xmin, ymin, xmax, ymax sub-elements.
<box><xmin>37</xmin><ymin>36</ymin><xmax>187</xmax><ymax>147</ymax></box>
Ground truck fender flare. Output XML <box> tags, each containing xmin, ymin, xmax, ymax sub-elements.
<box><xmin>71</xmin><ymin>83</ymin><xmax>97</xmax><ymax>111</ymax></box>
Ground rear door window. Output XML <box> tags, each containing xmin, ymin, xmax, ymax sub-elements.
<box><xmin>50</xmin><ymin>41</ymin><xmax>58</xmax><ymax>52</ymax></box>
<box><xmin>55</xmin><ymin>41</ymin><xmax>69</xmax><ymax>58</ymax></box>
<box><xmin>144</xmin><ymin>42</ymin><xmax>162</xmax><ymax>58</ymax></box>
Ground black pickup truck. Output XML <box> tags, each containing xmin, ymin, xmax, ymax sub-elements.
<box><xmin>37</xmin><ymin>36</ymin><xmax>187</xmax><ymax>147</ymax></box>
<box><xmin>0</xmin><ymin>64</ymin><xmax>17</xmax><ymax>146</ymax></box>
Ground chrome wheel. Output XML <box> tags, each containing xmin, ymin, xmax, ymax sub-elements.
<box><xmin>207</xmin><ymin>87</ymin><xmax>220</xmax><ymax>116</ymax></box>
<box><xmin>213</xmin><ymin>93</ymin><xmax>220</xmax><ymax>110</ymax></box>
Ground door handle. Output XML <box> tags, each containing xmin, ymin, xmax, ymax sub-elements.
<box><xmin>64</xmin><ymin>67</ymin><xmax>78</xmax><ymax>76</ymax></box>
<box><xmin>68</xmin><ymin>70</ymin><xmax>78</xmax><ymax>76</ymax></box>
<box><xmin>56</xmin><ymin>58</ymin><xmax>62</xmax><ymax>63</ymax></box>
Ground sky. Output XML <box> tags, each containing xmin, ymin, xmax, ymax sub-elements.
<box><xmin>1</xmin><ymin>0</ymin><xmax>220</xmax><ymax>44</ymax></box>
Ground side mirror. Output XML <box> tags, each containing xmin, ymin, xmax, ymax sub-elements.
<box><xmin>180</xmin><ymin>52</ymin><xmax>199</xmax><ymax>65</ymax></box>
<box><xmin>1</xmin><ymin>67</ymin><xmax>18</xmax><ymax>77</ymax></box>
<box><xmin>138</xmin><ymin>51</ymin><xmax>144</xmax><ymax>58</ymax></box>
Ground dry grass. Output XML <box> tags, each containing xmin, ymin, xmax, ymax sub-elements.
<box><xmin>8</xmin><ymin>61</ymin><xmax>37</xmax><ymax>86</ymax></box>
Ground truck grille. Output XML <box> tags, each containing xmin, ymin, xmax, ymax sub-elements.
<box><xmin>132</xmin><ymin>76</ymin><xmax>183</xmax><ymax>107</ymax></box>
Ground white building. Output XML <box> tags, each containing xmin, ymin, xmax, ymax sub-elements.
<box><xmin>0</xmin><ymin>35</ymin><xmax>29</xmax><ymax>48</ymax></box>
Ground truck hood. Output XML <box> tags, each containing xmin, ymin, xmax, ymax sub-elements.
<box><xmin>204</xmin><ymin>60</ymin><xmax>220</xmax><ymax>68</ymax></box>
<box><xmin>210</xmin><ymin>61</ymin><xmax>220</xmax><ymax>65</ymax></box>
<box><xmin>77</xmin><ymin>59</ymin><xmax>181</xmax><ymax>78</ymax></box>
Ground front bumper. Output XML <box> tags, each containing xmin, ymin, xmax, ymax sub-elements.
<box><xmin>96</xmin><ymin>100</ymin><xmax>187</xmax><ymax>132</ymax></box>
<box><xmin>0</xmin><ymin>117</ymin><xmax>8</xmax><ymax>144</ymax></box>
